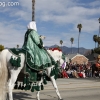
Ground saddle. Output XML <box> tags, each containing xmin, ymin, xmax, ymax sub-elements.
<box><xmin>9</xmin><ymin>48</ymin><xmax>59</xmax><ymax>91</ymax></box>
<box><xmin>9</xmin><ymin>48</ymin><xmax>43</xmax><ymax>82</ymax></box>
<box><xmin>9</xmin><ymin>48</ymin><xmax>58</xmax><ymax>81</ymax></box>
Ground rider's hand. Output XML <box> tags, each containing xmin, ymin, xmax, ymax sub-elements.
<box><xmin>38</xmin><ymin>44</ymin><xmax>43</xmax><ymax>49</ymax></box>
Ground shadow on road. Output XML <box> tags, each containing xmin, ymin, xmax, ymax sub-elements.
<box><xmin>13</xmin><ymin>92</ymin><xmax>50</xmax><ymax>100</ymax></box>
<box><xmin>13</xmin><ymin>92</ymin><xmax>34</xmax><ymax>100</ymax></box>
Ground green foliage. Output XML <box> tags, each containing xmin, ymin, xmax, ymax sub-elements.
<box><xmin>93</xmin><ymin>35</ymin><xmax>98</xmax><ymax>42</ymax></box>
<box><xmin>93</xmin><ymin>35</ymin><xmax>100</xmax><ymax>48</ymax></box>
<box><xmin>97</xmin><ymin>37</ymin><xmax>100</xmax><ymax>44</ymax></box>
<box><xmin>70</xmin><ymin>37</ymin><xmax>74</xmax><ymax>44</ymax></box>
<box><xmin>94</xmin><ymin>47</ymin><xmax>100</xmax><ymax>54</ymax></box>
<box><xmin>60</xmin><ymin>40</ymin><xmax>63</xmax><ymax>45</ymax></box>
<box><xmin>93</xmin><ymin>35</ymin><xmax>98</xmax><ymax>48</ymax></box>
<box><xmin>77</xmin><ymin>24</ymin><xmax>82</xmax><ymax>32</ymax></box>
<box><xmin>0</xmin><ymin>44</ymin><xmax>4</xmax><ymax>51</ymax></box>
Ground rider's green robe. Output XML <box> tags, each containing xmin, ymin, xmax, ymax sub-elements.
<box><xmin>22</xmin><ymin>29</ymin><xmax>55</xmax><ymax>70</ymax></box>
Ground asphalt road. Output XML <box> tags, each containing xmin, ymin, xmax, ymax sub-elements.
<box><xmin>12</xmin><ymin>78</ymin><xmax>100</xmax><ymax>100</ymax></box>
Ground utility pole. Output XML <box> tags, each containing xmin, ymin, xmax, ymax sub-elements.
<box><xmin>98</xmin><ymin>18</ymin><xmax>100</xmax><ymax>47</ymax></box>
<box><xmin>32</xmin><ymin>0</ymin><xmax>35</xmax><ymax>21</ymax></box>
<box><xmin>98</xmin><ymin>18</ymin><xmax>100</xmax><ymax>36</ymax></box>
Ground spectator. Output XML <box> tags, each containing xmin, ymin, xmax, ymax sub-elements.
<box><xmin>61</xmin><ymin>69</ymin><xmax>69</xmax><ymax>78</ymax></box>
<box><xmin>67</xmin><ymin>69</ymin><xmax>73</xmax><ymax>78</ymax></box>
<box><xmin>72</xmin><ymin>70</ymin><xmax>79</xmax><ymax>78</ymax></box>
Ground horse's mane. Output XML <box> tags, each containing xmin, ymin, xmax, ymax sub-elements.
<box><xmin>49</xmin><ymin>48</ymin><xmax>62</xmax><ymax>52</ymax></box>
<box><xmin>47</xmin><ymin>48</ymin><xmax>62</xmax><ymax>61</ymax></box>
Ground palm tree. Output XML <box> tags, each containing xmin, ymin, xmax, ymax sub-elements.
<box><xmin>77</xmin><ymin>24</ymin><xmax>82</xmax><ymax>53</ymax></box>
<box><xmin>93</xmin><ymin>35</ymin><xmax>98</xmax><ymax>48</ymax></box>
<box><xmin>32</xmin><ymin>0</ymin><xmax>35</xmax><ymax>21</ymax></box>
<box><xmin>70</xmin><ymin>37</ymin><xmax>74</xmax><ymax>53</ymax></box>
<box><xmin>97</xmin><ymin>37</ymin><xmax>100</xmax><ymax>47</ymax></box>
<box><xmin>60</xmin><ymin>40</ymin><xmax>63</xmax><ymax>50</ymax></box>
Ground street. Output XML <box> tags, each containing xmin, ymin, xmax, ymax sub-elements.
<box><xmin>13</xmin><ymin>78</ymin><xmax>100</xmax><ymax>100</ymax></box>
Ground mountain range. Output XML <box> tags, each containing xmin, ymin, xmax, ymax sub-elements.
<box><xmin>45</xmin><ymin>45</ymin><xmax>91</xmax><ymax>55</ymax></box>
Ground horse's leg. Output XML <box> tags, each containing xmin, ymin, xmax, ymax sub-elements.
<box><xmin>8</xmin><ymin>78</ymin><xmax>13</xmax><ymax>100</ymax></box>
<box><xmin>50</xmin><ymin>76</ymin><xmax>63</xmax><ymax>100</ymax></box>
<box><xmin>36</xmin><ymin>77</ymin><xmax>43</xmax><ymax>100</ymax></box>
<box><xmin>47</xmin><ymin>67</ymin><xmax>63</xmax><ymax>100</ymax></box>
<box><xmin>8</xmin><ymin>70</ymin><xmax>20</xmax><ymax>100</ymax></box>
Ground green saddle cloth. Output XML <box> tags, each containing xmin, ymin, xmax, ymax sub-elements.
<box><xmin>9</xmin><ymin>48</ymin><xmax>42</xmax><ymax>81</ymax></box>
<box><xmin>8</xmin><ymin>48</ymin><xmax>57</xmax><ymax>82</ymax></box>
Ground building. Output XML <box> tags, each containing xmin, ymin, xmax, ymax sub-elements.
<box><xmin>66</xmin><ymin>53</ymin><xmax>88</xmax><ymax>64</ymax></box>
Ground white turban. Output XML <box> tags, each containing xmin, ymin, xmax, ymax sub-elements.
<box><xmin>27</xmin><ymin>21</ymin><xmax>37</xmax><ymax>31</ymax></box>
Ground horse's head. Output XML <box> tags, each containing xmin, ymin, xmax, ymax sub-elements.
<box><xmin>47</xmin><ymin>48</ymin><xmax>66</xmax><ymax>68</ymax></box>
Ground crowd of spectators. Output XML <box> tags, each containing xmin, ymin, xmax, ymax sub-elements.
<box><xmin>58</xmin><ymin>63</ymin><xmax>99</xmax><ymax>78</ymax></box>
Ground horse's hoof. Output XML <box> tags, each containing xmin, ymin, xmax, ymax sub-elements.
<box><xmin>59</xmin><ymin>99</ymin><xmax>63</xmax><ymax>100</ymax></box>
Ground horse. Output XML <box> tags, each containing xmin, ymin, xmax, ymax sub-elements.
<box><xmin>0</xmin><ymin>48</ymin><xmax>65</xmax><ymax>100</ymax></box>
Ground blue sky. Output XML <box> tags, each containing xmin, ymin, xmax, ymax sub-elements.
<box><xmin>0</xmin><ymin>0</ymin><xmax>100</xmax><ymax>49</ymax></box>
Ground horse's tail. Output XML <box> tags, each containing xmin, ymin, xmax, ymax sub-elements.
<box><xmin>0</xmin><ymin>50</ymin><xmax>8</xmax><ymax>100</ymax></box>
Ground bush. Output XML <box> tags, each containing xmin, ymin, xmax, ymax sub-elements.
<box><xmin>0</xmin><ymin>45</ymin><xmax>4</xmax><ymax>51</ymax></box>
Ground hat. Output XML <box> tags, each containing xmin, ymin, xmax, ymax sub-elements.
<box><xmin>27</xmin><ymin>21</ymin><xmax>37</xmax><ymax>31</ymax></box>
<box><xmin>97</xmin><ymin>55</ymin><xmax>100</xmax><ymax>59</ymax></box>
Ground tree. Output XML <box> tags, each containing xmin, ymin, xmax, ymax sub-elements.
<box><xmin>93</xmin><ymin>36</ymin><xmax>100</xmax><ymax>54</ymax></box>
<box><xmin>32</xmin><ymin>0</ymin><xmax>35</xmax><ymax>21</ymax></box>
<box><xmin>70</xmin><ymin>37</ymin><xmax>74</xmax><ymax>53</ymax></box>
<box><xmin>77</xmin><ymin>24</ymin><xmax>82</xmax><ymax>53</ymax></box>
<box><xmin>97</xmin><ymin>37</ymin><xmax>100</xmax><ymax>47</ymax></box>
<box><xmin>0</xmin><ymin>44</ymin><xmax>4</xmax><ymax>51</ymax></box>
<box><xmin>60</xmin><ymin>40</ymin><xmax>63</xmax><ymax>50</ymax></box>
<box><xmin>93</xmin><ymin>35</ymin><xmax>98</xmax><ymax>48</ymax></box>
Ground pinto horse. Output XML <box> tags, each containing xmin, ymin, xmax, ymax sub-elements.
<box><xmin>0</xmin><ymin>48</ymin><xmax>65</xmax><ymax>100</ymax></box>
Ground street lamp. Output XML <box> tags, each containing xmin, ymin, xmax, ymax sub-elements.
<box><xmin>98</xmin><ymin>18</ymin><xmax>100</xmax><ymax>37</ymax></box>
<box><xmin>98</xmin><ymin>18</ymin><xmax>100</xmax><ymax>47</ymax></box>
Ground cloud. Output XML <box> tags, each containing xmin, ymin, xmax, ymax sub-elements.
<box><xmin>0</xmin><ymin>22</ymin><xmax>25</xmax><ymax>48</ymax></box>
<box><xmin>43</xmin><ymin>36</ymin><xmax>60</xmax><ymax>46</ymax></box>
<box><xmin>0</xmin><ymin>0</ymin><xmax>100</xmax><ymax>49</ymax></box>
<box><xmin>89</xmin><ymin>0</ymin><xmax>100</xmax><ymax>7</ymax></box>
<box><xmin>35</xmin><ymin>0</ymin><xmax>100</xmax><ymax>33</ymax></box>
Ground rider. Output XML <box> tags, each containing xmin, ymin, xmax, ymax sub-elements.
<box><xmin>96</xmin><ymin>55</ymin><xmax>100</xmax><ymax>68</ymax></box>
<box><xmin>22</xmin><ymin>21</ymin><xmax>55</xmax><ymax>71</ymax></box>
<box><xmin>92</xmin><ymin>55</ymin><xmax>100</xmax><ymax>77</ymax></box>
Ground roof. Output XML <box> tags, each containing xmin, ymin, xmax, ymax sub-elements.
<box><xmin>66</xmin><ymin>53</ymin><xmax>78</xmax><ymax>59</ymax></box>
<box><xmin>66</xmin><ymin>53</ymin><xmax>88</xmax><ymax>60</ymax></box>
<box><xmin>86</xmin><ymin>53</ymin><xmax>99</xmax><ymax>61</ymax></box>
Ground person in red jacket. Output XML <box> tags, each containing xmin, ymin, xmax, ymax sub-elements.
<box><xmin>96</xmin><ymin>55</ymin><xmax>100</xmax><ymax>69</ymax></box>
<box><xmin>92</xmin><ymin>55</ymin><xmax>100</xmax><ymax>78</ymax></box>
<box><xmin>62</xmin><ymin>69</ymin><xmax>69</xmax><ymax>78</ymax></box>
